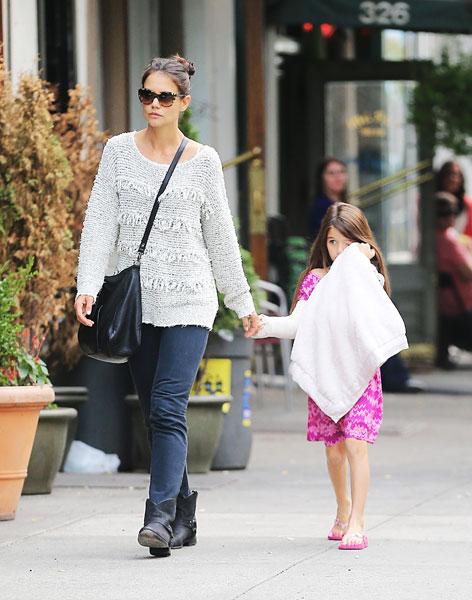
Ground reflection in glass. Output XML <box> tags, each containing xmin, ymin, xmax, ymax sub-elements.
<box><xmin>325</xmin><ymin>80</ymin><xmax>419</xmax><ymax>264</ymax></box>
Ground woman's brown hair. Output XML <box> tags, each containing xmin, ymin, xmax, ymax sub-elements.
<box><xmin>141</xmin><ymin>54</ymin><xmax>196</xmax><ymax>95</ymax></box>
<box><xmin>292</xmin><ymin>203</ymin><xmax>391</xmax><ymax>309</ymax></box>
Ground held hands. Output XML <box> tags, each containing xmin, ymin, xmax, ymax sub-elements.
<box><xmin>242</xmin><ymin>312</ymin><xmax>262</xmax><ymax>338</ymax></box>
<box><xmin>75</xmin><ymin>295</ymin><xmax>95</xmax><ymax>327</ymax></box>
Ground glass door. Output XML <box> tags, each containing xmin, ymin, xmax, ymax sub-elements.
<box><xmin>317</xmin><ymin>65</ymin><xmax>436</xmax><ymax>343</ymax></box>
<box><xmin>325</xmin><ymin>79</ymin><xmax>420</xmax><ymax>264</ymax></box>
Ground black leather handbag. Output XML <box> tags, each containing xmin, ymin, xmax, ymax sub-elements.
<box><xmin>78</xmin><ymin>137</ymin><xmax>188</xmax><ymax>363</ymax></box>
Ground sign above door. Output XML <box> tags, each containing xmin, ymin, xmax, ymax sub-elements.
<box><xmin>267</xmin><ymin>0</ymin><xmax>472</xmax><ymax>33</ymax></box>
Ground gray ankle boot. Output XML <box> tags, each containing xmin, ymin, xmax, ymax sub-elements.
<box><xmin>171</xmin><ymin>491</ymin><xmax>198</xmax><ymax>549</ymax></box>
<box><xmin>138</xmin><ymin>498</ymin><xmax>176</xmax><ymax>557</ymax></box>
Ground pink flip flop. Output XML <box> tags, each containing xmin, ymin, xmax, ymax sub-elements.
<box><xmin>327</xmin><ymin>518</ymin><xmax>348</xmax><ymax>541</ymax></box>
<box><xmin>338</xmin><ymin>532</ymin><xmax>368</xmax><ymax>550</ymax></box>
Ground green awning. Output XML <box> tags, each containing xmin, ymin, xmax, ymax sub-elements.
<box><xmin>267</xmin><ymin>0</ymin><xmax>472</xmax><ymax>33</ymax></box>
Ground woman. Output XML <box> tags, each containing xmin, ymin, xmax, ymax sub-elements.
<box><xmin>75</xmin><ymin>55</ymin><xmax>259</xmax><ymax>557</ymax></box>
<box><xmin>309</xmin><ymin>157</ymin><xmax>348</xmax><ymax>239</ymax></box>
<box><xmin>437</xmin><ymin>160</ymin><xmax>472</xmax><ymax>238</ymax></box>
<box><xmin>435</xmin><ymin>192</ymin><xmax>472</xmax><ymax>368</ymax></box>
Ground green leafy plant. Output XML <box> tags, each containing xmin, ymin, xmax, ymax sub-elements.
<box><xmin>410</xmin><ymin>49</ymin><xmax>472</xmax><ymax>155</ymax></box>
<box><xmin>180</xmin><ymin>106</ymin><xmax>199</xmax><ymax>141</ymax></box>
<box><xmin>0</xmin><ymin>258</ymin><xmax>51</xmax><ymax>387</ymax></box>
<box><xmin>16</xmin><ymin>332</ymin><xmax>50</xmax><ymax>386</ymax></box>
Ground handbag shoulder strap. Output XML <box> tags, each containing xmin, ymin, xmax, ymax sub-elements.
<box><xmin>136</xmin><ymin>136</ymin><xmax>188</xmax><ymax>262</ymax></box>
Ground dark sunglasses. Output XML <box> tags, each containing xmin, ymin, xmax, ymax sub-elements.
<box><xmin>138</xmin><ymin>88</ymin><xmax>186</xmax><ymax>107</ymax></box>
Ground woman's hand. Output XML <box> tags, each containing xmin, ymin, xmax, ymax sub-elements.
<box><xmin>358</xmin><ymin>243</ymin><xmax>375</xmax><ymax>260</ymax></box>
<box><xmin>75</xmin><ymin>295</ymin><xmax>95</xmax><ymax>327</ymax></box>
<box><xmin>242</xmin><ymin>312</ymin><xmax>261</xmax><ymax>338</ymax></box>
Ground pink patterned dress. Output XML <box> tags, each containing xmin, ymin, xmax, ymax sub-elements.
<box><xmin>298</xmin><ymin>271</ymin><xmax>383</xmax><ymax>446</ymax></box>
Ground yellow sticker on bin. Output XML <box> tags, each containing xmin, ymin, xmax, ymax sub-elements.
<box><xmin>191</xmin><ymin>358</ymin><xmax>231</xmax><ymax>397</ymax></box>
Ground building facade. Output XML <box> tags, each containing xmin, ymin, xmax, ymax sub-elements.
<box><xmin>1</xmin><ymin>0</ymin><xmax>241</xmax><ymax>213</ymax></box>
<box><xmin>3</xmin><ymin>0</ymin><xmax>472</xmax><ymax>343</ymax></box>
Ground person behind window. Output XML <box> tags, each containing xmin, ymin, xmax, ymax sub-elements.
<box><xmin>437</xmin><ymin>160</ymin><xmax>472</xmax><ymax>239</ymax></box>
<box><xmin>309</xmin><ymin>158</ymin><xmax>348</xmax><ymax>240</ymax></box>
<box><xmin>435</xmin><ymin>192</ymin><xmax>472</xmax><ymax>369</ymax></box>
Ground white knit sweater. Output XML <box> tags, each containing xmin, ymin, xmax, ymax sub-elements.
<box><xmin>76</xmin><ymin>132</ymin><xmax>255</xmax><ymax>329</ymax></box>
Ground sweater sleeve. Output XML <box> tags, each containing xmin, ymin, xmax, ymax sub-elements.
<box><xmin>252</xmin><ymin>300</ymin><xmax>305</xmax><ymax>340</ymax></box>
<box><xmin>76</xmin><ymin>140</ymin><xmax>119</xmax><ymax>300</ymax></box>
<box><xmin>201</xmin><ymin>149</ymin><xmax>255</xmax><ymax>318</ymax></box>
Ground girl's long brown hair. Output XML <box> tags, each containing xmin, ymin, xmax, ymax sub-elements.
<box><xmin>291</xmin><ymin>203</ymin><xmax>391</xmax><ymax>309</ymax></box>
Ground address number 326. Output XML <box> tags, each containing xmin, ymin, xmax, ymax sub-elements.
<box><xmin>359</xmin><ymin>1</ymin><xmax>410</xmax><ymax>26</ymax></box>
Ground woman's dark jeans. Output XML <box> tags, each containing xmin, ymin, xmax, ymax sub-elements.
<box><xmin>129</xmin><ymin>324</ymin><xmax>209</xmax><ymax>504</ymax></box>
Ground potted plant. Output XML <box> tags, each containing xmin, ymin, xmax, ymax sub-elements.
<box><xmin>0</xmin><ymin>261</ymin><xmax>54</xmax><ymax>520</ymax></box>
<box><xmin>0</xmin><ymin>59</ymin><xmax>78</xmax><ymax>502</ymax></box>
<box><xmin>0</xmin><ymin>59</ymin><xmax>74</xmax><ymax>340</ymax></box>
<box><xmin>21</xmin><ymin>332</ymin><xmax>77</xmax><ymax>495</ymax></box>
<box><xmin>185</xmin><ymin>390</ymin><xmax>232</xmax><ymax>474</ymax></box>
<box><xmin>47</xmin><ymin>85</ymin><xmax>108</xmax><ymax>374</ymax></box>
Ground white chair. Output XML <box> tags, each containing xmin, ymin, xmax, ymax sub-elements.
<box><xmin>253</xmin><ymin>280</ymin><xmax>294</xmax><ymax>409</ymax></box>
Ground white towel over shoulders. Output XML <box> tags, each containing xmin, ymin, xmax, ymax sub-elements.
<box><xmin>290</xmin><ymin>244</ymin><xmax>408</xmax><ymax>422</ymax></box>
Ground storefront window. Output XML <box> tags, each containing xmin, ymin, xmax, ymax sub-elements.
<box><xmin>37</xmin><ymin>0</ymin><xmax>76</xmax><ymax>112</ymax></box>
<box><xmin>325</xmin><ymin>80</ymin><xmax>419</xmax><ymax>264</ymax></box>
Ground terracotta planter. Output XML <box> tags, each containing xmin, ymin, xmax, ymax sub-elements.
<box><xmin>0</xmin><ymin>385</ymin><xmax>53</xmax><ymax>520</ymax></box>
<box><xmin>22</xmin><ymin>407</ymin><xmax>77</xmax><ymax>495</ymax></box>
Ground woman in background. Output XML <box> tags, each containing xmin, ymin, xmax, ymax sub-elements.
<box><xmin>437</xmin><ymin>160</ymin><xmax>472</xmax><ymax>239</ymax></box>
<box><xmin>309</xmin><ymin>158</ymin><xmax>348</xmax><ymax>240</ymax></box>
<box><xmin>436</xmin><ymin>192</ymin><xmax>472</xmax><ymax>368</ymax></box>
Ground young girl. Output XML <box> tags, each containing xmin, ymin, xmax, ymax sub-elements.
<box><xmin>252</xmin><ymin>203</ymin><xmax>392</xmax><ymax>551</ymax></box>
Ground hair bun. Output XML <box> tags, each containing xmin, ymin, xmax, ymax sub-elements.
<box><xmin>185</xmin><ymin>60</ymin><xmax>196</xmax><ymax>77</ymax></box>
<box><xmin>173</xmin><ymin>54</ymin><xmax>196</xmax><ymax>77</ymax></box>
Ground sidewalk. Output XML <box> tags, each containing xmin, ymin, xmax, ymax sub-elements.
<box><xmin>1</xmin><ymin>365</ymin><xmax>472</xmax><ymax>600</ymax></box>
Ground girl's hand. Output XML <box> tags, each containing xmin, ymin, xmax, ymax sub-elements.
<box><xmin>242</xmin><ymin>312</ymin><xmax>261</xmax><ymax>338</ymax></box>
<box><xmin>358</xmin><ymin>243</ymin><xmax>375</xmax><ymax>260</ymax></box>
<box><xmin>75</xmin><ymin>295</ymin><xmax>95</xmax><ymax>327</ymax></box>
